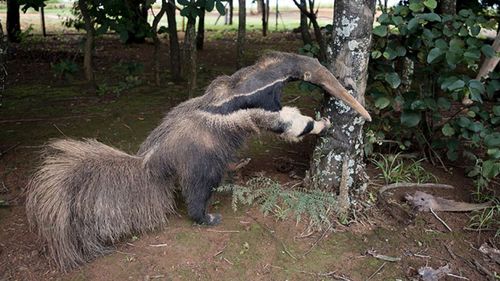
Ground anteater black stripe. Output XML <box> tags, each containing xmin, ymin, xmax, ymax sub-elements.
<box><xmin>298</xmin><ymin>121</ymin><xmax>315</xmax><ymax>137</ymax></box>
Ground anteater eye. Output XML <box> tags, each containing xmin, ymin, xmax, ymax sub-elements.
<box><xmin>303</xmin><ymin>71</ymin><xmax>312</xmax><ymax>81</ymax></box>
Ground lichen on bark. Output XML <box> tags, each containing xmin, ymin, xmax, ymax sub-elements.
<box><xmin>307</xmin><ymin>0</ymin><xmax>376</xmax><ymax>201</ymax></box>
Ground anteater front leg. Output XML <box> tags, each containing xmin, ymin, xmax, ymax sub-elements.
<box><xmin>251</xmin><ymin>106</ymin><xmax>330</xmax><ymax>142</ymax></box>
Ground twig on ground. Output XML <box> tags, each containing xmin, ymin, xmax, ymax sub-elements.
<box><xmin>447</xmin><ymin>273</ymin><xmax>469</xmax><ymax>280</ymax></box>
<box><xmin>378</xmin><ymin>183</ymin><xmax>454</xmax><ymax>196</ymax></box>
<box><xmin>213</xmin><ymin>244</ymin><xmax>227</xmax><ymax>257</ymax></box>
<box><xmin>445</xmin><ymin>244</ymin><xmax>457</xmax><ymax>260</ymax></box>
<box><xmin>366</xmin><ymin>262</ymin><xmax>386</xmax><ymax>281</ymax></box>
<box><xmin>430</xmin><ymin>208</ymin><xmax>452</xmax><ymax>232</ymax></box>
<box><xmin>303</xmin><ymin>224</ymin><xmax>332</xmax><ymax>256</ymax></box>
<box><xmin>148</xmin><ymin>243</ymin><xmax>168</xmax><ymax>247</ymax></box>
<box><xmin>473</xmin><ymin>260</ymin><xmax>495</xmax><ymax>281</ymax></box>
<box><xmin>52</xmin><ymin>123</ymin><xmax>67</xmax><ymax>137</ymax></box>
<box><xmin>223</xmin><ymin>257</ymin><xmax>233</xmax><ymax>265</ymax></box>
<box><xmin>0</xmin><ymin>143</ymin><xmax>20</xmax><ymax>158</ymax></box>
<box><xmin>206</xmin><ymin>229</ymin><xmax>240</xmax><ymax>233</ymax></box>
<box><xmin>367</xmin><ymin>250</ymin><xmax>401</xmax><ymax>262</ymax></box>
<box><xmin>248</xmin><ymin>213</ymin><xmax>297</xmax><ymax>260</ymax></box>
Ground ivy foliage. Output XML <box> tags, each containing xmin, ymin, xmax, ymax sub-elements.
<box><xmin>366</xmin><ymin>0</ymin><xmax>500</xmax><ymax>192</ymax></box>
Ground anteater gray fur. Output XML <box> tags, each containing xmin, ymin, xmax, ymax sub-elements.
<box><xmin>25</xmin><ymin>52</ymin><xmax>371</xmax><ymax>271</ymax></box>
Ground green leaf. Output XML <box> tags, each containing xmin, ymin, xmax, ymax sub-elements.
<box><xmin>407</xmin><ymin>18</ymin><xmax>419</xmax><ymax>31</ymax></box>
<box><xmin>457</xmin><ymin>117</ymin><xmax>471</xmax><ymax>128</ymax></box>
<box><xmin>442</xmin><ymin>124</ymin><xmax>455</xmax><ymax>136</ymax></box>
<box><xmin>427</xmin><ymin>47</ymin><xmax>444</xmax><ymax>63</ymax></box>
<box><xmin>485</xmin><ymin>133</ymin><xmax>500</xmax><ymax>147</ymax></box>
<box><xmin>205</xmin><ymin>0</ymin><xmax>215</xmax><ymax>11</ymax></box>
<box><xmin>470</xmin><ymin>25</ymin><xmax>481</xmax><ymax>36</ymax></box>
<box><xmin>178</xmin><ymin>0</ymin><xmax>190</xmax><ymax>5</ymax></box>
<box><xmin>216</xmin><ymin>0</ymin><xmax>226</xmax><ymax>15</ymax></box>
<box><xmin>468</xmin><ymin>80</ymin><xmax>485</xmax><ymax>100</ymax></box>
<box><xmin>437</xmin><ymin>97</ymin><xmax>451</xmax><ymax>110</ymax></box>
<box><xmin>447</xmin><ymin>79</ymin><xmax>465</xmax><ymax>91</ymax></box>
<box><xmin>420</xmin><ymin>13</ymin><xmax>441</xmax><ymax>22</ymax></box>
<box><xmin>385</xmin><ymin>72</ymin><xmax>401</xmax><ymax>88</ymax></box>
<box><xmin>435</xmin><ymin>39</ymin><xmax>447</xmax><ymax>50</ymax></box>
<box><xmin>487</xmin><ymin>148</ymin><xmax>500</xmax><ymax>159</ymax></box>
<box><xmin>464</xmin><ymin>49</ymin><xmax>481</xmax><ymax>61</ymax></box>
<box><xmin>467</xmin><ymin>121</ymin><xmax>483</xmax><ymax>133</ymax></box>
<box><xmin>423</xmin><ymin>0</ymin><xmax>437</xmax><ymax>9</ymax></box>
<box><xmin>392</xmin><ymin>16</ymin><xmax>404</xmax><ymax>25</ymax></box>
<box><xmin>482</xmin><ymin>160</ymin><xmax>500</xmax><ymax>178</ymax></box>
<box><xmin>373</xmin><ymin>25</ymin><xmax>388</xmax><ymax>37</ymax></box>
<box><xmin>493</xmin><ymin>106</ymin><xmax>500</xmax><ymax>116</ymax></box>
<box><xmin>409</xmin><ymin>2</ymin><xmax>424</xmax><ymax>12</ymax></box>
<box><xmin>481</xmin><ymin>44</ymin><xmax>496</xmax><ymax>58</ymax></box>
<box><xmin>375</xmin><ymin>97</ymin><xmax>391</xmax><ymax>109</ymax></box>
<box><xmin>371</xmin><ymin>50</ymin><xmax>382</xmax><ymax>59</ymax></box>
<box><xmin>401</xmin><ymin>111</ymin><xmax>421</xmax><ymax>127</ymax></box>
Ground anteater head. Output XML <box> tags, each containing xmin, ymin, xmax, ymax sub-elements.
<box><xmin>284</xmin><ymin>53</ymin><xmax>372</xmax><ymax>121</ymax></box>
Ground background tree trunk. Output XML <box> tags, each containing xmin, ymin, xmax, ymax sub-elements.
<box><xmin>166</xmin><ymin>0</ymin><xmax>182</xmax><ymax>81</ymax></box>
<box><xmin>196</xmin><ymin>9</ymin><xmax>205</xmax><ymax>51</ymax></box>
<box><xmin>78</xmin><ymin>0</ymin><xmax>95</xmax><ymax>84</ymax></box>
<box><xmin>292</xmin><ymin>0</ymin><xmax>326</xmax><ymax>61</ymax></box>
<box><xmin>183</xmin><ymin>17</ymin><xmax>197</xmax><ymax>97</ymax></box>
<box><xmin>0</xmin><ymin>21</ymin><xmax>7</xmax><ymax>105</ymax></box>
<box><xmin>236</xmin><ymin>0</ymin><xmax>246</xmax><ymax>68</ymax></box>
<box><xmin>307</xmin><ymin>0</ymin><xmax>376</xmax><ymax>206</ymax></box>
<box><xmin>260</xmin><ymin>0</ymin><xmax>267</xmax><ymax>36</ymax></box>
<box><xmin>229</xmin><ymin>0</ymin><xmax>234</xmax><ymax>25</ymax></box>
<box><xmin>299</xmin><ymin>0</ymin><xmax>312</xmax><ymax>45</ymax></box>
<box><xmin>6</xmin><ymin>0</ymin><xmax>21</xmax><ymax>43</ymax></box>
<box><xmin>152</xmin><ymin>1</ymin><xmax>167</xmax><ymax>86</ymax></box>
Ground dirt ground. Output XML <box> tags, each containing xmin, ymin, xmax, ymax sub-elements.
<box><xmin>0</xmin><ymin>32</ymin><xmax>499</xmax><ymax>281</ymax></box>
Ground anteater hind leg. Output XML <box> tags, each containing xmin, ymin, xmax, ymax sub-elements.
<box><xmin>182</xmin><ymin>165</ymin><xmax>223</xmax><ymax>226</ymax></box>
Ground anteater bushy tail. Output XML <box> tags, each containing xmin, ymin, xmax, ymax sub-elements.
<box><xmin>25</xmin><ymin>139</ymin><xmax>176</xmax><ymax>271</ymax></box>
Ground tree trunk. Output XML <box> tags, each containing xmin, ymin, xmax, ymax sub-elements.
<box><xmin>166</xmin><ymin>0</ymin><xmax>182</xmax><ymax>81</ymax></box>
<box><xmin>307</xmin><ymin>0</ymin><xmax>376</xmax><ymax>208</ymax></box>
<box><xmin>476</xmin><ymin>31</ymin><xmax>500</xmax><ymax>80</ymax></box>
<box><xmin>0</xmin><ymin>21</ymin><xmax>7</xmax><ymax>103</ymax></box>
<box><xmin>229</xmin><ymin>0</ymin><xmax>234</xmax><ymax>25</ymax></box>
<box><xmin>293</xmin><ymin>0</ymin><xmax>326</xmax><ymax>61</ymax></box>
<box><xmin>440</xmin><ymin>0</ymin><xmax>456</xmax><ymax>15</ymax></box>
<box><xmin>184</xmin><ymin>17</ymin><xmax>197</xmax><ymax>97</ymax></box>
<box><xmin>6</xmin><ymin>0</ymin><xmax>21</xmax><ymax>43</ymax></box>
<box><xmin>299</xmin><ymin>0</ymin><xmax>312</xmax><ymax>45</ymax></box>
<box><xmin>78</xmin><ymin>0</ymin><xmax>95</xmax><ymax>84</ymax></box>
<box><xmin>152</xmin><ymin>1</ymin><xmax>167</xmax><ymax>86</ymax></box>
<box><xmin>236</xmin><ymin>0</ymin><xmax>246</xmax><ymax>68</ymax></box>
<box><xmin>40</xmin><ymin>6</ymin><xmax>47</xmax><ymax>37</ymax></box>
<box><xmin>260</xmin><ymin>0</ymin><xmax>267</xmax><ymax>36</ymax></box>
<box><xmin>196</xmin><ymin>9</ymin><xmax>205</xmax><ymax>51</ymax></box>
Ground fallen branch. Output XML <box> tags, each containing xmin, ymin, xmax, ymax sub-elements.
<box><xmin>148</xmin><ymin>243</ymin><xmax>168</xmax><ymax>247</ymax></box>
<box><xmin>367</xmin><ymin>250</ymin><xmax>401</xmax><ymax>262</ymax></box>
<box><xmin>366</xmin><ymin>262</ymin><xmax>386</xmax><ymax>281</ymax></box>
<box><xmin>379</xmin><ymin>183</ymin><xmax>454</xmax><ymax>196</ymax></box>
<box><xmin>430</xmin><ymin>208</ymin><xmax>452</xmax><ymax>232</ymax></box>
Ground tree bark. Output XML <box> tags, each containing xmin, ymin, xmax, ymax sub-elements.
<box><xmin>299</xmin><ymin>0</ymin><xmax>312</xmax><ymax>45</ymax></box>
<box><xmin>236</xmin><ymin>0</ymin><xmax>246</xmax><ymax>68</ymax></box>
<box><xmin>260</xmin><ymin>0</ymin><xmax>267</xmax><ymax>36</ymax></box>
<box><xmin>152</xmin><ymin>1</ymin><xmax>168</xmax><ymax>86</ymax></box>
<box><xmin>476</xmin><ymin>31</ymin><xmax>500</xmax><ymax>80</ymax></box>
<box><xmin>6</xmin><ymin>0</ymin><xmax>21</xmax><ymax>43</ymax></box>
<box><xmin>0</xmin><ymin>21</ymin><xmax>7</xmax><ymax>104</ymax></box>
<box><xmin>166</xmin><ymin>0</ymin><xmax>182</xmax><ymax>81</ymax></box>
<box><xmin>78</xmin><ymin>0</ymin><xmax>95</xmax><ymax>84</ymax></box>
<box><xmin>183</xmin><ymin>16</ymin><xmax>197</xmax><ymax>97</ymax></box>
<box><xmin>229</xmin><ymin>0</ymin><xmax>234</xmax><ymax>25</ymax></box>
<box><xmin>40</xmin><ymin>6</ymin><xmax>47</xmax><ymax>37</ymax></box>
<box><xmin>196</xmin><ymin>9</ymin><xmax>205</xmax><ymax>51</ymax></box>
<box><xmin>307</xmin><ymin>0</ymin><xmax>376</xmax><ymax>202</ymax></box>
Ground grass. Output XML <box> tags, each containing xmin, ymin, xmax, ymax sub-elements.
<box><xmin>370</xmin><ymin>153</ymin><xmax>437</xmax><ymax>185</ymax></box>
